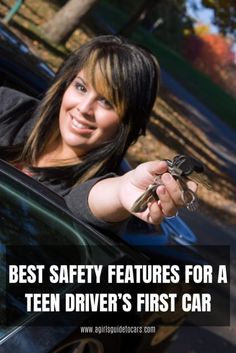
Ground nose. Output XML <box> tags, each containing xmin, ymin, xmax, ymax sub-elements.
<box><xmin>77</xmin><ymin>95</ymin><xmax>94</xmax><ymax>116</ymax></box>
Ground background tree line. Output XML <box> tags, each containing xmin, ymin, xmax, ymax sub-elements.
<box><xmin>41</xmin><ymin>0</ymin><xmax>236</xmax><ymax>98</ymax></box>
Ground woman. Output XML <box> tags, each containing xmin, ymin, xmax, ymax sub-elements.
<box><xmin>0</xmin><ymin>35</ymin><xmax>196</xmax><ymax>234</ymax></box>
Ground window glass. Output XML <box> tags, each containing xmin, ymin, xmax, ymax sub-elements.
<box><xmin>0</xmin><ymin>172</ymin><xmax>120</xmax><ymax>336</ymax></box>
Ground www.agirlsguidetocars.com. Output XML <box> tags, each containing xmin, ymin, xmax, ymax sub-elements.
<box><xmin>80</xmin><ymin>325</ymin><xmax>156</xmax><ymax>334</ymax></box>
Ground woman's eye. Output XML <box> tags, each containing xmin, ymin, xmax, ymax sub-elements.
<box><xmin>99</xmin><ymin>96</ymin><xmax>113</xmax><ymax>109</ymax></box>
<box><xmin>74</xmin><ymin>81</ymin><xmax>86</xmax><ymax>93</ymax></box>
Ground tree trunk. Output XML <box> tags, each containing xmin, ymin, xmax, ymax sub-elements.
<box><xmin>119</xmin><ymin>0</ymin><xmax>159</xmax><ymax>37</ymax></box>
<box><xmin>41</xmin><ymin>0</ymin><xmax>98</xmax><ymax>44</ymax></box>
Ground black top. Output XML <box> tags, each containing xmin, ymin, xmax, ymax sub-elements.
<box><xmin>0</xmin><ymin>86</ymin><xmax>126</xmax><ymax>236</ymax></box>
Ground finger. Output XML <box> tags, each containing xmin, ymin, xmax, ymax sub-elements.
<box><xmin>131</xmin><ymin>160</ymin><xmax>169</xmax><ymax>189</ymax></box>
<box><xmin>134</xmin><ymin>160</ymin><xmax>168</xmax><ymax>180</ymax></box>
<box><xmin>160</xmin><ymin>173</ymin><xmax>184</xmax><ymax>207</ymax></box>
<box><xmin>147</xmin><ymin>201</ymin><xmax>165</xmax><ymax>224</ymax></box>
<box><xmin>156</xmin><ymin>185</ymin><xmax>178</xmax><ymax>217</ymax></box>
<box><xmin>146</xmin><ymin>160</ymin><xmax>168</xmax><ymax>176</ymax></box>
<box><xmin>186</xmin><ymin>180</ymin><xmax>198</xmax><ymax>192</ymax></box>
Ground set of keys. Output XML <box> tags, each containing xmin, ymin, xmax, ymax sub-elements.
<box><xmin>131</xmin><ymin>154</ymin><xmax>211</xmax><ymax>213</ymax></box>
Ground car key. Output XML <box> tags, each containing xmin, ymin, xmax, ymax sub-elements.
<box><xmin>131</xmin><ymin>175</ymin><xmax>162</xmax><ymax>213</ymax></box>
<box><xmin>131</xmin><ymin>154</ymin><xmax>211</xmax><ymax>213</ymax></box>
<box><xmin>166</xmin><ymin>155</ymin><xmax>203</xmax><ymax>211</ymax></box>
<box><xmin>131</xmin><ymin>155</ymin><xmax>199</xmax><ymax>213</ymax></box>
<box><xmin>177</xmin><ymin>177</ymin><xmax>198</xmax><ymax>211</ymax></box>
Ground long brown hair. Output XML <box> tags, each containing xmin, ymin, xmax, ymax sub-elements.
<box><xmin>11</xmin><ymin>35</ymin><xmax>161</xmax><ymax>186</ymax></box>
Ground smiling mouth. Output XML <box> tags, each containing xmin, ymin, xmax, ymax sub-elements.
<box><xmin>71</xmin><ymin>116</ymin><xmax>95</xmax><ymax>131</ymax></box>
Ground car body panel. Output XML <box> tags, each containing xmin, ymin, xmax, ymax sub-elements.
<box><xmin>0</xmin><ymin>23</ymin><xmax>54</xmax><ymax>96</ymax></box>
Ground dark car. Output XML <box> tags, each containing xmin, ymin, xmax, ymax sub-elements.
<box><xmin>0</xmin><ymin>158</ymin><xmax>206</xmax><ymax>353</ymax></box>
<box><xmin>0</xmin><ymin>23</ymin><xmax>202</xmax><ymax>353</ymax></box>
<box><xmin>0</xmin><ymin>23</ymin><xmax>54</xmax><ymax>96</ymax></box>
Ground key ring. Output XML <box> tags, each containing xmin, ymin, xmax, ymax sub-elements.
<box><xmin>153</xmin><ymin>175</ymin><xmax>163</xmax><ymax>186</ymax></box>
<box><xmin>181</xmin><ymin>189</ymin><xmax>198</xmax><ymax>211</ymax></box>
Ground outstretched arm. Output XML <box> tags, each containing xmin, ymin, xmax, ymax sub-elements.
<box><xmin>88</xmin><ymin>160</ymin><xmax>197</xmax><ymax>225</ymax></box>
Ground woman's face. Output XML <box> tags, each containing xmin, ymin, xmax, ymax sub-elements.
<box><xmin>58</xmin><ymin>70</ymin><xmax>120</xmax><ymax>158</ymax></box>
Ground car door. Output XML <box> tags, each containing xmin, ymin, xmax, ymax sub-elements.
<box><xmin>0</xmin><ymin>159</ymin><xmax>207</xmax><ymax>353</ymax></box>
<box><xmin>0</xmin><ymin>159</ymin><xmax>147</xmax><ymax>352</ymax></box>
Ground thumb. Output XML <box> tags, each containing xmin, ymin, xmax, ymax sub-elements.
<box><xmin>131</xmin><ymin>160</ymin><xmax>168</xmax><ymax>188</ymax></box>
<box><xmin>143</xmin><ymin>160</ymin><xmax>168</xmax><ymax>176</ymax></box>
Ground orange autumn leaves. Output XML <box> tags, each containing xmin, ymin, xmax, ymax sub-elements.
<box><xmin>183</xmin><ymin>24</ymin><xmax>236</xmax><ymax>98</ymax></box>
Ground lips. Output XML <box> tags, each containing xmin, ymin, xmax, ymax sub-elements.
<box><xmin>70</xmin><ymin>114</ymin><xmax>95</xmax><ymax>133</ymax></box>
<box><xmin>72</xmin><ymin>120</ymin><xmax>88</xmax><ymax>129</ymax></box>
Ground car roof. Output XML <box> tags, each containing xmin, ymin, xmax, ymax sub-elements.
<box><xmin>0</xmin><ymin>23</ymin><xmax>54</xmax><ymax>96</ymax></box>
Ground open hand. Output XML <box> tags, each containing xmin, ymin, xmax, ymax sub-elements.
<box><xmin>119</xmin><ymin>160</ymin><xmax>197</xmax><ymax>224</ymax></box>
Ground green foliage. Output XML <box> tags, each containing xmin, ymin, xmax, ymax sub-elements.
<box><xmin>105</xmin><ymin>0</ymin><xmax>194</xmax><ymax>51</ymax></box>
<box><xmin>107</xmin><ymin>0</ymin><xmax>141</xmax><ymax>14</ymax></box>
<box><xmin>150</xmin><ymin>0</ymin><xmax>194</xmax><ymax>51</ymax></box>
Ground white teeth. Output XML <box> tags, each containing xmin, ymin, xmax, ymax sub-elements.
<box><xmin>74</xmin><ymin>122</ymin><xmax>86</xmax><ymax>128</ymax></box>
<box><xmin>72</xmin><ymin>118</ymin><xmax>89</xmax><ymax>129</ymax></box>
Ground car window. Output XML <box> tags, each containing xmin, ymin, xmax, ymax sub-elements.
<box><xmin>0</xmin><ymin>173</ymin><xmax>98</xmax><ymax>249</ymax></box>
<box><xmin>0</xmin><ymin>163</ymin><xmax>125</xmax><ymax>337</ymax></box>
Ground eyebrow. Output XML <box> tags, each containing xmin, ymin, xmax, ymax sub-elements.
<box><xmin>76</xmin><ymin>75</ymin><xmax>87</xmax><ymax>85</ymax></box>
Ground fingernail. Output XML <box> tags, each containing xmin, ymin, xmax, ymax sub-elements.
<box><xmin>157</xmin><ymin>186</ymin><xmax>166</xmax><ymax>195</ymax></box>
<box><xmin>162</xmin><ymin>173</ymin><xmax>172</xmax><ymax>183</ymax></box>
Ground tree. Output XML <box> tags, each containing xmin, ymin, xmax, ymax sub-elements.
<box><xmin>41</xmin><ymin>0</ymin><xmax>99</xmax><ymax>44</ymax></box>
<box><xmin>201</xmin><ymin>0</ymin><xmax>236</xmax><ymax>35</ymax></box>
<box><xmin>184</xmin><ymin>28</ymin><xmax>236</xmax><ymax>97</ymax></box>
<box><xmin>118</xmin><ymin>0</ymin><xmax>158</xmax><ymax>36</ymax></box>
<box><xmin>151</xmin><ymin>0</ymin><xmax>193</xmax><ymax>50</ymax></box>
<box><xmin>117</xmin><ymin>0</ymin><xmax>193</xmax><ymax>51</ymax></box>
